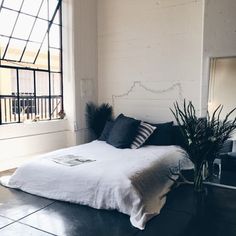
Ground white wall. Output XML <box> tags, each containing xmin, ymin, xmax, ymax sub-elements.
<box><xmin>62</xmin><ymin>0</ymin><xmax>98</xmax><ymax>146</ymax></box>
<box><xmin>0</xmin><ymin>120</ymin><xmax>69</xmax><ymax>161</ymax></box>
<box><xmin>98</xmin><ymin>0</ymin><xmax>204</xmax><ymax>122</ymax></box>
<box><xmin>201</xmin><ymin>0</ymin><xmax>236</xmax><ymax>115</ymax></box>
<box><xmin>72</xmin><ymin>0</ymin><xmax>98</xmax><ymax>143</ymax></box>
<box><xmin>2</xmin><ymin>0</ymin><xmax>236</xmax><ymax>160</ymax></box>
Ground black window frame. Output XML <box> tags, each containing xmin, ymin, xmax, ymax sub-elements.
<box><xmin>0</xmin><ymin>0</ymin><xmax>63</xmax><ymax>125</ymax></box>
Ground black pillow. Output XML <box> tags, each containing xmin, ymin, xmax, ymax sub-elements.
<box><xmin>172</xmin><ymin>126</ymin><xmax>188</xmax><ymax>149</ymax></box>
<box><xmin>98</xmin><ymin>121</ymin><xmax>114</xmax><ymax>141</ymax></box>
<box><xmin>145</xmin><ymin>121</ymin><xmax>174</xmax><ymax>146</ymax></box>
<box><xmin>107</xmin><ymin>114</ymin><xmax>140</xmax><ymax>148</ymax></box>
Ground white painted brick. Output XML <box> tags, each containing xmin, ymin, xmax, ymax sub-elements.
<box><xmin>98</xmin><ymin>0</ymin><xmax>204</xmax><ymax>121</ymax></box>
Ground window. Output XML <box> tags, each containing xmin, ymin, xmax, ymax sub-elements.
<box><xmin>0</xmin><ymin>0</ymin><xmax>63</xmax><ymax>124</ymax></box>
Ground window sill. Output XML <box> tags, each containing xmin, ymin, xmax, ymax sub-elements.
<box><xmin>0</xmin><ymin>119</ymin><xmax>68</xmax><ymax>141</ymax></box>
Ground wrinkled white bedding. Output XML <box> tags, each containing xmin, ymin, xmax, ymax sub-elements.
<box><xmin>0</xmin><ymin>141</ymin><xmax>193</xmax><ymax>229</ymax></box>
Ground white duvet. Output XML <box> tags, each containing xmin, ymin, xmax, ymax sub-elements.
<box><xmin>0</xmin><ymin>141</ymin><xmax>192</xmax><ymax>230</ymax></box>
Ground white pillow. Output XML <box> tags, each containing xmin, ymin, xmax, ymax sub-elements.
<box><xmin>131</xmin><ymin>122</ymin><xmax>156</xmax><ymax>149</ymax></box>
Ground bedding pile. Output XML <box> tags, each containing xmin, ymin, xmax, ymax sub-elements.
<box><xmin>0</xmin><ymin>141</ymin><xmax>193</xmax><ymax>230</ymax></box>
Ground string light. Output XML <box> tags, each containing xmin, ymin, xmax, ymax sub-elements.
<box><xmin>112</xmin><ymin>81</ymin><xmax>183</xmax><ymax>107</ymax></box>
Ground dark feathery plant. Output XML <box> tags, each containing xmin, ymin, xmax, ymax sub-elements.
<box><xmin>170</xmin><ymin>100</ymin><xmax>236</xmax><ymax>192</ymax></box>
<box><xmin>86</xmin><ymin>102</ymin><xmax>113</xmax><ymax>139</ymax></box>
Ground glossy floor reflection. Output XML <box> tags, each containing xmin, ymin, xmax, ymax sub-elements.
<box><xmin>20</xmin><ymin>202</ymin><xmax>138</xmax><ymax>236</ymax></box>
<box><xmin>0</xmin><ymin>187</ymin><xmax>53</xmax><ymax>220</ymax></box>
<box><xmin>0</xmin><ymin>215</ymin><xmax>13</xmax><ymax>228</ymax></box>
<box><xmin>0</xmin><ymin>184</ymin><xmax>236</xmax><ymax>236</ymax></box>
<box><xmin>0</xmin><ymin>222</ymin><xmax>54</xmax><ymax>236</ymax></box>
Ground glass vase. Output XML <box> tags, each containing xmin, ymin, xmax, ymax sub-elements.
<box><xmin>193</xmin><ymin>163</ymin><xmax>204</xmax><ymax>192</ymax></box>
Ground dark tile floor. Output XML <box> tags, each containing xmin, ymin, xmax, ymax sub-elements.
<box><xmin>0</xmin><ymin>183</ymin><xmax>194</xmax><ymax>236</ymax></box>
<box><xmin>0</xmin><ymin>173</ymin><xmax>236</xmax><ymax>236</ymax></box>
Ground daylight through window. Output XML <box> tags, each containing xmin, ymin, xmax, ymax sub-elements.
<box><xmin>0</xmin><ymin>0</ymin><xmax>63</xmax><ymax>124</ymax></box>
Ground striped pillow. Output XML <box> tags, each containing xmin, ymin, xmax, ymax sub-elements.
<box><xmin>131</xmin><ymin>122</ymin><xmax>156</xmax><ymax>149</ymax></box>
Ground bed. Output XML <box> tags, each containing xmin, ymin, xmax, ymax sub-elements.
<box><xmin>0</xmin><ymin>140</ymin><xmax>193</xmax><ymax>230</ymax></box>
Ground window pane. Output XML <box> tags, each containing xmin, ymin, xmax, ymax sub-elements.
<box><xmin>51</xmin><ymin>76</ymin><xmax>61</xmax><ymax>115</ymax></box>
<box><xmin>0</xmin><ymin>0</ymin><xmax>62</xmax><ymax>124</ymax></box>
<box><xmin>36</xmin><ymin>71</ymin><xmax>49</xmax><ymax>120</ymax></box>
<box><xmin>22</xmin><ymin>42</ymin><xmax>41</xmax><ymax>63</ymax></box>
<box><xmin>4</xmin><ymin>39</ymin><xmax>26</xmax><ymax>61</ymax></box>
<box><xmin>51</xmin><ymin>73</ymin><xmax>61</xmax><ymax>95</ymax></box>
<box><xmin>3</xmin><ymin>0</ymin><xmax>23</xmax><ymax>11</ymax></box>
<box><xmin>49</xmin><ymin>0</ymin><xmax>58</xmax><ymax>20</ymax></box>
<box><xmin>18</xmin><ymin>70</ymin><xmax>35</xmax><ymax>121</ymax></box>
<box><xmin>21</xmin><ymin>0</ymin><xmax>43</xmax><ymax>16</ymax></box>
<box><xmin>29</xmin><ymin>19</ymin><xmax>48</xmax><ymax>42</ymax></box>
<box><xmin>0</xmin><ymin>68</ymin><xmax>18</xmax><ymax>123</ymax></box>
<box><xmin>0</xmin><ymin>36</ymin><xmax>10</xmax><ymax>58</ymax></box>
<box><xmin>37</xmin><ymin>96</ymin><xmax>49</xmax><ymax>120</ymax></box>
<box><xmin>35</xmin><ymin>40</ymin><xmax>48</xmax><ymax>69</ymax></box>
<box><xmin>38</xmin><ymin>0</ymin><xmax>47</xmax><ymax>20</ymax></box>
<box><xmin>0</xmin><ymin>9</ymin><xmax>18</xmax><ymax>36</ymax></box>
<box><xmin>51</xmin><ymin>96</ymin><xmax>62</xmax><ymax>119</ymax></box>
<box><xmin>36</xmin><ymin>71</ymin><xmax>48</xmax><ymax>95</ymax></box>
<box><xmin>50</xmin><ymin>48</ymin><xmax>60</xmax><ymax>72</ymax></box>
<box><xmin>38</xmin><ymin>0</ymin><xmax>58</xmax><ymax>21</ymax></box>
<box><xmin>53</xmin><ymin>10</ymin><xmax>60</xmax><ymax>25</ymax></box>
<box><xmin>19</xmin><ymin>70</ymin><xmax>34</xmax><ymax>94</ymax></box>
<box><xmin>49</xmin><ymin>24</ymin><xmax>60</xmax><ymax>48</ymax></box>
<box><xmin>0</xmin><ymin>68</ymin><xmax>17</xmax><ymax>95</ymax></box>
<box><xmin>13</xmin><ymin>14</ymin><xmax>35</xmax><ymax>40</ymax></box>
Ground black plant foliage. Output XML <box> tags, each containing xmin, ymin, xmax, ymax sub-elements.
<box><xmin>170</xmin><ymin>100</ymin><xmax>236</xmax><ymax>167</ymax></box>
<box><xmin>86</xmin><ymin>102</ymin><xmax>113</xmax><ymax>138</ymax></box>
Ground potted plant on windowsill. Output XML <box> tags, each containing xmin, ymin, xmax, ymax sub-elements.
<box><xmin>171</xmin><ymin>100</ymin><xmax>236</xmax><ymax>192</ymax></box>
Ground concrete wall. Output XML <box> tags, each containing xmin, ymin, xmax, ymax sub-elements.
<box><xmin>98</xmin><ymin>0</ymin><xmax>204</xmax><ymax>122</ymax></box>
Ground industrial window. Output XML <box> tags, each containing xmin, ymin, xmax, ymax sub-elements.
<box><xmin>0</xmin><ymin>0</ymin><xmax>63</xmax><ymax>124</ymax></box>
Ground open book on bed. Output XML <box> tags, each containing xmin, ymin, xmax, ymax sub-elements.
<box><xmin>52</xmin><ymin>155</ymin><xmax>96</xmax><ymax>166</ymax></box>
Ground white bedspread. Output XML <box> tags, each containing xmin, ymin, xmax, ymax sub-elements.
<box><xmin>0</xmin><ymin>141</ymin><xmax>193</xmax><ymax>230</ymax></box>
